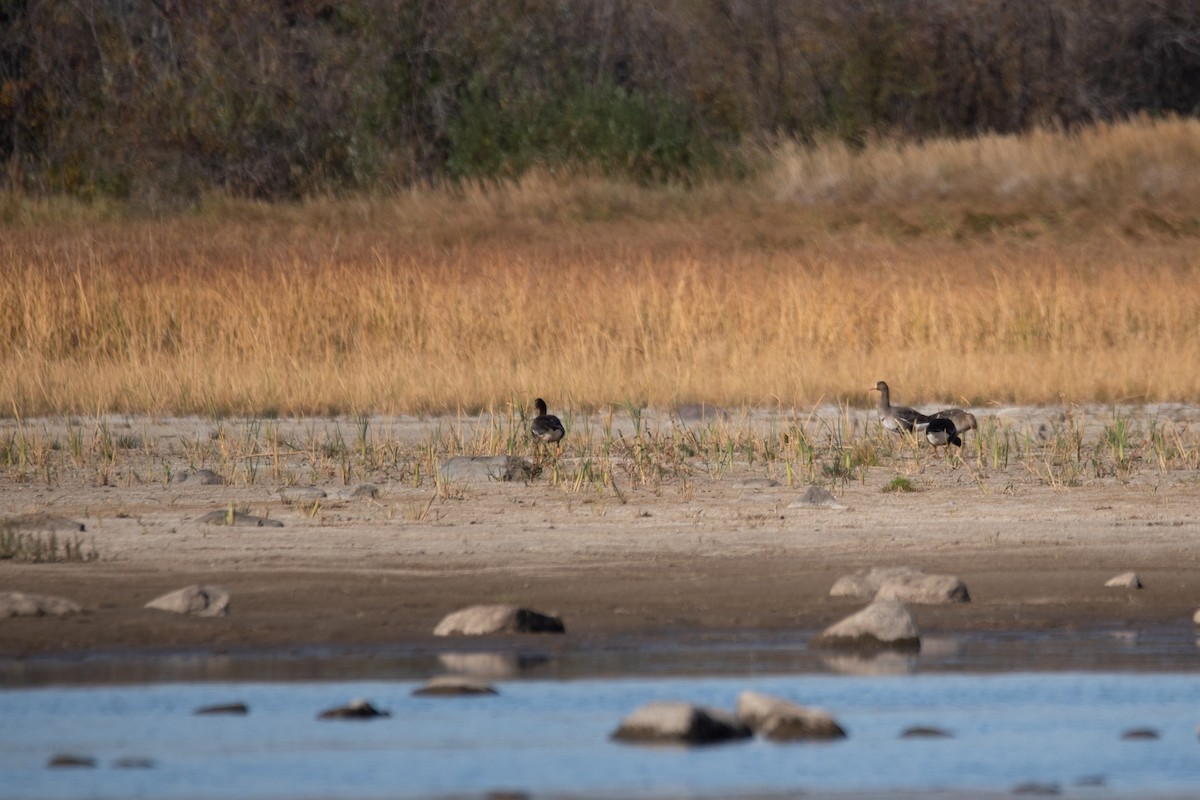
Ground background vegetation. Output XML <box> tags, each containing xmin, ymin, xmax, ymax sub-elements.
<box><xmin>2</xmin><ymin>0</ymin><xmax>1199</xmax><ymax>200</ymax></box>
<box><xmin>2</xmin><ymin>3</ymin><xmax>1199</xmax><ymax>417</ymax></box>
<box><xmin>3</xmin><ymin>116</ymin><xmax>1199</xmax><ymax>416</ymax></box>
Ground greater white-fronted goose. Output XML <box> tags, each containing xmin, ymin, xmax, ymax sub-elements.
<box><xmin>931</xmin><ymin>408</ymin><xmax>977</xmax><ymax>437</ymax></box>
<box><xmin>531</xmin><ymin>398</ymin><xmax>566</xmax><ymax>446</ymax></box>
<box><xmin>924</xmin><ymin>417</ymin><xmax>962</xmax><ymax>454</ymax></box>
<box><xmin>871</xmin><ymin>381</ymin><xmax>931</xmax><ymax>434</ymax></box>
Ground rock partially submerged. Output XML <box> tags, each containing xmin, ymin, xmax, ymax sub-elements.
<box><xmin>198</xmin><ymin>509</ymin><xmax>283</xmax><ymax>527</ymax></box>
<box><xmin>810</xmin><ymin>600</ymin><xmax>921</xmax><ymax>652</ymax></box>
<box><xmin>611</xmin><ymin>701</ymin><xmax>751</xmax><ymax>745</ymax></box>
<box><xmin>433</xmin><ymin>604</ymin><xmax>564</xmax><ymax>636</ymax></box>
<box><xmin>194</xmin><ymin>702</ymin><xmax>249</xmax><ymax>715</ymax></box>
<box><xmin>1121</xmin><ymin>727</ymin><xmax>1159</xmax><ymax>740</ymax></box>
<box><xmin>736</xmin><ymin>691</ymin><xmax>846</xmax><ymax>741</ymax></box>
<box><xmin>1105</xmin><ymin>572</ymin><xmax>1143</xmax><ymax>589</ymax></box>
<box><xmin>317</xmin><ymin>698</ymin><xmax>390</xmax><ymax>720</ymax></box>
<box><xmin>901</xmin><ymin>726</ymin><xmax>952</xmax><ymax>738</ymax></box>
<box><xmin>0</xmin><ymin>591</ymin><xmax>82</xmax><ymax>619</ymax></box>
<box><xmin>438</xmin><ymin>456</ymin><xmax>535</xmax><ymax>483</ymax></box>
<box><xmin>412</xmin><ymin>675</ymin><xmax>499</xmax><ymax>696</ymax></box>
<box><xmin>830</xmin><ymin>566</ymin><xmax>969</xmax><ymax>604</ymax></box>
<box><xmin>145</xmin><ymin>585</ymin><xmax>230</xmax><ymax>617</ymax></box>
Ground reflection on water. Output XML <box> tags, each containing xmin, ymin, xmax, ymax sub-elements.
<box><xmin>1</xmin><ymin>673</ymin><xmax>1198</xmax><ymax>800</ymax></box>
<box><xmin>1</xmin><ymin>623</ymin><xmax>1196</xmax><ymax>687</ymax></box>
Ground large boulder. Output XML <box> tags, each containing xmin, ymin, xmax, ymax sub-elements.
<box><xmin>736</xmin><ymin>691</ymin><xmax>846</xmax><ymax>741</ymax></box>
<box><xmin>433</xmin><ymin>604</ymin><xmax>564</xmax><ymax>636</ymax></box>
<box><xmin>831</xmin><ymin>566</ymin><xmax>969</xmax><ymax>604</ymax></box>
<box><xmin>145</xmin><ymin>585</ymin><xmax>230</xmax><ymax>617</ymax></box>
<box><xmin>0</xmin><ymin>591</ymin><xmax>82</xmax><ymax>619</ymax></box>
<box><xmin>810</xmin><ymin>600</ymin><xmax>921</xmax><ymax>652</ymax></box>
<box><xmin>611</xmin><ymin>702</ymin><xmax>752</xmax><ymax>745</ymax></box>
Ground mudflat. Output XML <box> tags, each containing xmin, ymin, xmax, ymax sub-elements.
<box><xmin>2</xmin><ymin>411</ymin><xmax>1199</xmax><ymax>658</ymax></box>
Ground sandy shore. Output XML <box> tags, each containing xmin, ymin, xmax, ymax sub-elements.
<box><xmin>2</xmin><ymin>412</ymin><xmax>1199</xmax><ymax>659</ymax></box>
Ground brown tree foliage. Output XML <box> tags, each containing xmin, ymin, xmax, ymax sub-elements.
<box><xmin>2</xmin><ymin>0</ymin><xmax>1198</xmax><ymax>199</ymax></box>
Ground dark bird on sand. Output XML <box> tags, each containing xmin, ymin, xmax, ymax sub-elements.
<box><xmin>924</xmin><ymin>417</ymin><xmax>963</xmax><ymax>453</ymax></box>
<box><xmin>931</xmin><ymin>408</ymin><xmax>977</xmax><ymax>437</ymax></box>
<box><xmin>531</xmin><ymin>398</ymin><xmax>566</xmax><ymax>445</ymax></box>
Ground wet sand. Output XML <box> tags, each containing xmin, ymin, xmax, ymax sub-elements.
<box><xmin>2</xmin><ymin>413</ymin><xmax>1200</xmax><ymax>660</ymax></box>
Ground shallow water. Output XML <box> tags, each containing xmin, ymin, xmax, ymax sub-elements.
<box><xmin>4</xmin><ymin>624</ymin><xmax>1198</xmax><ymax>686</ymax></box>
<box><xmin>1</xmin><ymin>673</ymin><xmax>1198</xmax><ymax>800</ymax></box>
<box><xmin>2</xmin><ymin>626</ymin><xmax>1200</xmax><ymax>800</ymax></box>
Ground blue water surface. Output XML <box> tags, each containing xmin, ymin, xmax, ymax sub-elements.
<box><xmin>2</xmin><ymin>672</ymin><xmax>1198</xmax><ymax>799</ymax></box>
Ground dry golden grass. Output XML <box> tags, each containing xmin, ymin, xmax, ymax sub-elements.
<box><xmin>2</xmin><ymin>116</ymin><xmax>1199</xmax><ymax>417</ymax></box>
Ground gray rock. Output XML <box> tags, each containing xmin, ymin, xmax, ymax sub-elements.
<box><xmin>831</xmin><ymin>566</ymin><xmax>969</xmax><ymax>604</ymax></box>
<box><xmin>433</xmin><ymin>604</ymin><xmax>564</xmax><ymax>636</ymax></box>
<box><xmin>1105</xmin><ymin>572</ymin><xmax>1143</xmax><ymax>589</ymax></box>
<box><xmin>810</xmin><ymin>600</ymin><xmax>921</xmax><ymax>652</ymax></box>
<box><xmin>198</xmin><ymin>509</ymin><xmax>284</xmax><ymax>527</ymax></box>
<box><xmin>1</xmin><ymin>513</ymin><xmax>85</xmax><ymax>533</ymax></box>
<box><xmin>145</xmin><ymin>585</ymin><xmax>230</xmax><ymax>617</ymax></box>
<box><xmin>317</xmin><ymin>698</ymin><xmax>390</xmax><ymax>719</ymax></box>
<box><xmin>173</xmin><ymin>469</ymin><xmax>224</xmax><ymax>485</ymax></box>
<box><xmin>276</xmin><ymin>486</ymin><xmax>327</xmax><ymax>505</ymax></box>
<box><xmin>901</xmin><ymin>726</ymin><xmax>952</xmax><ymax>738</ymax></box>
<box><xmin>111</xmin><ymin>757</ymin><xmax>155</xmax><ymax>769</ymax></box>
<box><xmin>0</xmin><ymin>591</ymin><xmax>83</xmax><ymax>619</ymax></box>
<box><xmin>788</xmin><ymin>486</ymin><xmax>845</xmax><ymax>509</ymax></box>
<box><xmin>194</xmin><ymin>702</ymin><xmax>249</xmax><ymax>715</ymax></box>
<box><xmin>830</xmin><ymin>566</ymin><xmax>922</xmax><ymax>598</ymax></box>
<box><xmin>412</xmin><ymin>675</ymin><xmax>499</xmax><ymax>696</ymax></box>
<box><xmin>438</xmin><ymin>456</ymin><xmax>535</xmax><ymax>483</ymax></box>
<box><xmin>1121</xmin><ymin>728</ymin><xmax>1159</xmax><ymax>740</ymax></box>
<box><xmin>611</xmin><ymin>701</ymin><xmax>752</xmax><ymax>745</ymax></box>
<box><xmin>874</xmin><ymin>572</ymin><xmax>970</xmax><ymax>604</ymax></box>
<box><xmin>736</xmin><ymin>690</ymin><xmax>846</xmax><ymax>741</ymax></box>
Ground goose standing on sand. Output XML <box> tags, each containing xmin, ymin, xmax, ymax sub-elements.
<box><xmin>931</xmin><ymin>408</ymin><xmax>977</xmax><ymax>438</ymax></box>
<box><xmin>531</xmin><ymin>398</ymin><xmax>566</xmax><ymax>447</ymax></box>
<box><xmin>924</xmin><ymin>417</ymin><xmax>962</xmax><ymax>454</ymax></box>
<box><xmin>871</xmin><ymin>381</ymin><xmax>931</xmax><ymax>434</ymax></box>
